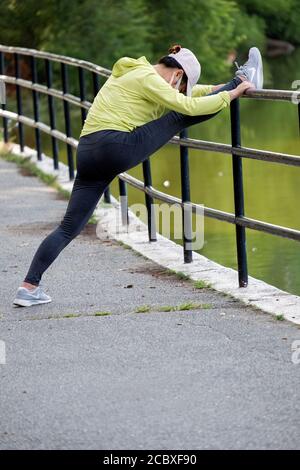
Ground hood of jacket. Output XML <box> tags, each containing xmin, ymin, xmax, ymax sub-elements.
<box><xmin>111</xmin><ymin>56</ymin><xmax>150</xmax><ymax>77</ymax></box>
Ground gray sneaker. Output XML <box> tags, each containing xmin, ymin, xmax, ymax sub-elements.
<box><xmin>13</xmin><ymin>285</ymin><xmax>52</xmax><ymax>307</ymax></box>
<box><xmin>235</xmin><ymin>47</ymin><xmax>264</xmax><ymax>89</ymax></box>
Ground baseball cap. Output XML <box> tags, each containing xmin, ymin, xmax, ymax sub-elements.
<box><xmin>168</xmin><ymin>46</ymin><xmax>201</xmax><ymax>96</ymax></box>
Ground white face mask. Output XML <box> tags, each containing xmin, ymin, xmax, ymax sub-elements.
<box><xmin>175</xmin><ymin>76</ymin><xmax>183</xmax><ymax>90</ymax></box>
<box><xmin>169</xmin><ymin>71</ymin><xmax>182</xmax><ymax>90</ymax></box>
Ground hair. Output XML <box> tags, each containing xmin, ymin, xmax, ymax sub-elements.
<box><xmin>158</xmin><ymin>44</ymin><xmax>188</xmax><ymax>88</ymax></box>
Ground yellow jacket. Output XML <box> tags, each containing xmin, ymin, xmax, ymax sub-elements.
<box><xmin>80</xmin><ymin>56</ymin><xmax>230</xmax><ymax>137</ymax></box>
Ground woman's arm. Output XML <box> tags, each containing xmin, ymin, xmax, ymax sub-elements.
<box><xmin>211</xmin><ymin>84</ymin><xmax>226</xmax><ymax>92</ymax></box>
<box><xmin>191</xmin><ymin>84</ymin><xmax>214</xmax><ymax>97</ymax></box>
<box><xmin>191</xmin><ymin>84</ymin><xmax>225</xmax><ymax>97</ymax></box>
<box><xmin>142</xmin><ymin>72</ymin><xmax>230</xmax><ymax>116</ymax></box>
<box><xmin>141</xmin><ymin>72</ymin><xmax>254</xmax><ymax>116</ymax></box>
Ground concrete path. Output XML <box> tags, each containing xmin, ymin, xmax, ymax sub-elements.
<box><xmin>0</xmin><ymin>157</ymin><xmax>300</xmax><ymax>450</ymax></box>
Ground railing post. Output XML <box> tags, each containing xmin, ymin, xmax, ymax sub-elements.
<box><xmin>92</xmin><ymin>71</ymin><xmax>110</xmax><ymax>202</ymax></box>
<box><xmin>45</xmin><ymin>59</ymin><xmax>59</xmax><ymax>169</ymax></box>
<box><xmin>180</xmin><ymin>129</ymin><xmax>193</xmax><ymax>263</ymax></box>
<box><xmin>78</xmin><ymin>67</ymin><xmax>87</xmax><ymax>126</ymax></box>
<box><xmin>103</xmin><ymin>183</ymin><xmax>111</xmax><ymax>203</ymax></box>
<box><xmin>118</xmin><ymin>177</ymin><xmax>129</xmax><ymax>226</ymax></box>
<box><xmin>142</xmin><ymin>159</ymin><xmax>157</xmax><ymax>241</ymax></box>
<box><xmin>30</xmin><ymin>56</ymin><xmax>42</xmax><ymax>160</ymax></box>
<box><xmin>0</xmin><ymin>51</ymin><xmax>8</xmax><ymax>143</ymax></box>
<box><xmin>61</xmin><ymin>62</ymin><xmax>74</xmax><ymax>180</ymax></box>
<box><xmin>14</xmin><ymin>53</ymin><xmax>25</xmax><ymax>152</ymax></box>
<box><xmin>230</xmin><ymin>98</ymin><xmax>248</xmax><ymax>287</ymax></box>
<box><xmin>92</xmin><ymin>72</ymin><xmax>99</xmax><ymax>98</ymax></box>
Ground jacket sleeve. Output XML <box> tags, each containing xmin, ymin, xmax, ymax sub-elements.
<box><xmin>141</xmin><ymin>72</ymin><xmax>230</xmax><ymax>116</ymax></box>
<box><xmin>191</xmin><ymin>84</ymin><xmax>214</xmax><ymax>97</ymax></box>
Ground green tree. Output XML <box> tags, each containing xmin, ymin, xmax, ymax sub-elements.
<box><xmin>40</xmin><ymin>0</ymin><xmax>153</xmax><ymax>67</ymax></box>
<box><xmin>0</xmin><ymin>0</ymin><xmax>54</xmax><ymax>48</ymax></box>
<box><xmin>237</xmin><ymin>0</ymin><xmax>300</xmax><ymax>45</ymax></box>
<box><xmin>0</xmin><ymin>0</ymin><xmax>299</xmax><ymax>83</ymax></box>
<box><xmin>145</xmin><ymin>0</ymin><xmax>242</xmax><ymax>81</ymax></box>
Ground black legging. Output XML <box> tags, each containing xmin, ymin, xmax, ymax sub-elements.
<box><xmin>24</xmin><ymin>77</ymin><xmax>241</xmax><ymax>285</ymax></box>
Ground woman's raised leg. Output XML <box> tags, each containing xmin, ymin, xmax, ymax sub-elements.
<box><xmin>123</xmin><ymin>77</ymin><xmax>242</xmax><ymax>168</ymax></box>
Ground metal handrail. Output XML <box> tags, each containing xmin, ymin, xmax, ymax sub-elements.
<box><xmin>0</xmin><ymin>109</ymin><xmax>78</xmax><ymax>147</ymax></box>
<box><xmin>0</xmin><ymin>45</ymin><xmax>111</xmax><ymax>77</ymax></box>
<box><xmin>1</xmin><ymin>44</ymin><xmax>299</xmax><ymax>288</ymax></box>
<box><xmin>119</xmin><ymin>172</ymin><xmax>300</xmax><ymax>240</ymax></box>
<box><xmin>241</xmin><ymin>88</ymin><xmax>300</xmax><ymax>102</ymax></box>
<box><xmin>170</xmin><ymin>136</ymin><xmax>300</xmax><ymax>166</ymax></box>
<box><xmin>1</xmin><ymin>74</ymin><xmax>299</xmax><ymax>166</ymax></box>
<box><xmin>2</xmin><ymin>107</ymin><xmax>299</xmax><ymax>243</ymax></box>
<box><xmin>1</xmin><ymin>44</ymin><xmax>299</xmax><ymax>101</ymax></box>
<box><xmin>0</xmin><ymin>74</ymin><xmax>91</xmax><ymax>109</ymax></box>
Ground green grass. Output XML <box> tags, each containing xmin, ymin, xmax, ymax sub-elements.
<box><xmin>32</xmin><ymin>311</ymin><xmax>111</xmax><ymax>320</ymax></box>
<box><xmin>118</xmin><ymin>241</ymin><xmax>131</xmax><ymax>249</ymax></box>
<box><xmin>176</xmin><ymin>302</ymin><xmax>212</xmax><ymax>311</ymax></box>
<box><xmin>160</xmin><ymin>268</ymin><xmax>191</xmax><ymax>280</ymax></box>
<box><xmin>2</xmin><ymin>152</ymin><xmax>57</xmax><ymax>182</ymax></box>
<box><xmin>276</xmin><ymin>314</ymin><xmax>285</xmax><ymax>321</ymax></box>
<box><xmin>166</xmin><ymin>269</ymin><xmax>190</xmax><ymax>281</ymax></box>
<box><xmin>88</xmin><ymin>214</ymin><xmax>98</xmax><ymax>225</ymax></box>
<box><xmin>63</xmin><ymin>313</ymin><xmax>80</xmax><ymax>318</ymax></box>
<box><xmin>157</xmin><ymin>305</ymin><xmax>176</xmax><ymax>312</ymax></box>
<box><xmin>1</xmin><ymin>152</ymin><xmax>63</xmax><ymax>194</ymax></box>
<box><xmin>135</xmin><ymin>305</ymin><xmax>151</xmax><ymax>313</ymax></box>
<box><xmin>193</xmin><ymin>280</ymin><xmax>211</xmax><ymax>289</ymax></box>
<box><xmin>136</xmin><ymin>302</ymin><xmax>213</xmax><ymax>313</ymax></box>
<box><xmin>201</xmin><ymin>303</ymin><xmax>213</xmax><ymax>309</ymax></box>
<box><xmin>56</xmin><ymin>186</ymin><xmax>71</xmax><ymax>200</ymax></box>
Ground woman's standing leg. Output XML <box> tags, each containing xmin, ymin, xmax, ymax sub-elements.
<box><xmin>22</xmin><ymin>173</ymin><xmax>113</xmax><ymax>287</ymax></box>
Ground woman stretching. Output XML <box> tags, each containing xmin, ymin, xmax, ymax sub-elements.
<box><xmin>13</xmin><ymin>45</ymin><xmax>263</xmax><ymax>306</ymax></box>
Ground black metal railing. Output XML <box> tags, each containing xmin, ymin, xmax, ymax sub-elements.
<box><xmin>0</xmin><ymin>45</ymin><xmax>299</xmax><ymax>288</ymax></box>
